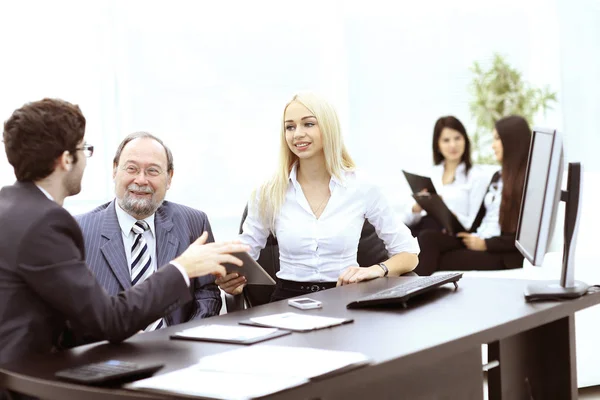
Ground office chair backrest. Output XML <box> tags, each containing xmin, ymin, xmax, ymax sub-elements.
<box><xmin>238</xmin><ymin>204</ymin><xmax>389</xmax><ymax>307</ymax></box>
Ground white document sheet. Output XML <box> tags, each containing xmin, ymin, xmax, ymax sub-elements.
<box><xmin>195</xmin><ymin>345</ymin><xmax>371</xmax><ymax>380</ymax></box>
<box><xmin>249</xmin><ymin>312</ymin><xmax>349</xmax><ymax>331</ymax></box>
<box><xmin>126</xmin><ymin>367</ymin><xmax>307</xmax><ymax>400</ymax></box>
<box><xmin>126</xmin><ymin>345</ymin><xmax>371</xmax><ymax>399</ymax></box>
<box><xmin>175</xmin><ymin>324</ymin><xmax>278</xmax><ymax>341</ymax></box>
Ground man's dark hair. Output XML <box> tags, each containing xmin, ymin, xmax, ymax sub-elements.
<box><xmin>113</xmin><ymin>132</ymin><xmax>174</xmax><ymax>172</ymax></box>
<box><xmin>3</xmin><ymin>98</ymin><xmax>86</xmax><ymax>182</ymax></box>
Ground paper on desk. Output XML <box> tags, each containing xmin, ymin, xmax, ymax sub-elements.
<box><xmin>249</xmin><ymin>312</ymin><xmax>349</xmax><ymax>331</ymax></box>
<box><xmin>126</xmin><ymin>367</ymin><xmax>307</xmax><ymax>400</ymax></box>
<box><xmin>175</xmin><ymin>324</ymin><xmax>278</xmax><ymax>341</ymax></box>
<box><xmin>126</xmin><ymin>346</ymin><xmax>370</xmax><ymax>398</ymax></box>
<box><xmin>195</xmin><ymin>345</ymin><xmax>371</xmax><ymax>380</ymax></box>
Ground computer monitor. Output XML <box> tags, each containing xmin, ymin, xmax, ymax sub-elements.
<box><xmin>515</xmin><ymin>127</ymin><xmax>588</xmax><ymax>300</ymax></box>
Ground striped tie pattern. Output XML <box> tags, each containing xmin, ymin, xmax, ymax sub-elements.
<box><xmin>131</xmin><ymin>220</ymin><xmax>164</xmax><ymax>331</ymax></box>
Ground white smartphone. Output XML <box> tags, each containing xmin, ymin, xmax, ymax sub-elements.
<box><xmin>288</xmin><ymin>298</ymin><xmax>322</xmax><ymax>310</ymax></box>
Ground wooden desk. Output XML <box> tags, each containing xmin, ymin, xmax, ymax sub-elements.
<box><xmin>2</xmin><ymin>277</ymin><xmax>599</xmax><ymax>400</ymax></box>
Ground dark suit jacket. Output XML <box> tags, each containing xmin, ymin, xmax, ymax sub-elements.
<box><xmin>0</xmin><ymin>182</ymin><xmax>192</xmax><ymax>365</ymax></box>
<box><xmin>75</xmin><ymin>200</ymin><xmax>222</xmax><ymax>325</ymax></box>
<box><xmin>470</xmin><ymin>171</ymin><xmax>524</xmax><ymax>269</ymax></box>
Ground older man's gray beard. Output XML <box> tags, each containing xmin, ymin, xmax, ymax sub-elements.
<box><xmin>118</xmin><ymin>185</ymin><xmax>163</xmax><ymax>219</ymax></box>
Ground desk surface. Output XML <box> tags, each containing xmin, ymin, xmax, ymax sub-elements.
<box><xmin>2</xmin><ymin>277</ymin><xmax>600</xmax><ymax>399</ymax></box>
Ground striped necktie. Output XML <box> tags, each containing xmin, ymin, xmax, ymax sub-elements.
<box><xmin>131</xmin><ymin>220</ymin><xmax>164</xmax><ymax>331</ymax></box>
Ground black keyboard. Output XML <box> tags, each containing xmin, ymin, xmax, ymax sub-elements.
<box><xmin>55</xmin><ymin>360</ymin><xmax>163</xmax><ymax>385</ymax></box>
<box><xmin>347</xmin><ymin>273</ymin><xmax>463</xmax><ymax>309</ymax></box>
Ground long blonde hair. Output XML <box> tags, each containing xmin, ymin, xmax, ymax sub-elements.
<box><xmin>254</xmin><ymin>92</ymin><xmax>356</xmax><ymax>231</ymax></box>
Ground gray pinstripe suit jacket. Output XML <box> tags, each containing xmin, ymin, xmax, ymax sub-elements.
<box><xmin>76</xmin><ymin>200</ymin><xmax>222</xmax><ymax>325</ymax></box>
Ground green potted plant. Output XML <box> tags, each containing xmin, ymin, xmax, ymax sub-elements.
<box><xmin>469</xmin><ymin>53</ymin><xmax>558</xmax><ymax>163</ymax></box>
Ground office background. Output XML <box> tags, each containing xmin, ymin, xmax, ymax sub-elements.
<box><xmin>0</xmin><ymin>0</ymin><xmax>598</xmax><ymax>247</ymax></box>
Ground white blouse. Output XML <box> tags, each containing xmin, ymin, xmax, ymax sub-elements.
<box><xmin>403</xmin><ymin>162</ymin><xmax>492</xmax><ymax>230</ymax></box>
<box><xmin>474</xmin><ymin>175</ymin><xmax>503</xmax><ymax>239</ymax></box>
<box><xmin>240</xmin><ymin>165</ymin><xmax>420</xmax><ymax>282</ymax></box>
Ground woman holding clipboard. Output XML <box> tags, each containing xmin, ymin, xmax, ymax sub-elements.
<box><xmin>403</xmin><ymin>116</ymin><xmax>491</xmax><ymax>236</ymax></box>
<box><xmin>414</xmin><ymin>116</ymin><xmax>531</xmax><ymax>275</ymax></box>
<box><xmin>216</xmin><ymin>92</ymin><xmax>419</xmax><ymax>301</ymax></box>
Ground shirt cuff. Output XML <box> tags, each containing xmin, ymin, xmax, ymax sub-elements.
<box><xmin>170</xmin><ymin>261</ymin><xmax>190</xmax><ymax>287</ymax></box>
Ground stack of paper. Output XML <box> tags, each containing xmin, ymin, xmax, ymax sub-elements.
<box><xmin>126</xmin><ymin>369</ymin><xmax>305</xmax><ymax>400</ymax></box>
<box><xmin>126</xmin><ymin>345</ymin><xmax>371</xmax><ymax>399</ymax></box>
<box><xmin>170</xmin><ymin>324</ymin><xmax>290</xmax><ymax>344</ymax></box>
<box><xmin>195</xmin><ymin>345</ymin><xmax>370</xmax><ymax>380</ymax></box>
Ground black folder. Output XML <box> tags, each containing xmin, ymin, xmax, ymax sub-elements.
<box><xmin>412</xmin><ymin>194</ymin><xmax>467</xmax><ymax>235</ymax></box>
<box><xmin>402</xmin><ymin>170</ymin><xmax>437</xmax><ymax>194</ymax></box>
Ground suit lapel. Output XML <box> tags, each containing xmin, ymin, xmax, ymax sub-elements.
<box><xmin>470</xmin><ymin>171</ymin><xmax>502</xmax><ymax>233</ymax></box>
<box><xmin>100</xmin><ymin>201</ymin><xmax>131</xmax><ymax>290</ymax></box>
<box><xmin>155</xmin><ymin>205</ymin><xmax>180</xmax><ymax>269</ymax></box>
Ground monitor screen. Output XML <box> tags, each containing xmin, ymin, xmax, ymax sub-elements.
<box><xmin>515</xmin><ymin>128</ymin><xmax>563</xmax><ymax>266</ymax></box>
<box><xmin>517</xmin><ymin>128</ymin><xmax>586</xmax><ymax>297</ymax></box>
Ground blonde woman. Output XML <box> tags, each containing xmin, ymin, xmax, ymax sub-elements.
<box><xmin>218</xmin><ymin>92</ymin><xmax>419</xmax><ymax>302</ymax></box>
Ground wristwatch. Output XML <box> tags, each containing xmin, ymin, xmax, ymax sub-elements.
<box><xmin>377</xmin><ymin>262</ymin><xmax>389</xmax><ymax>277</ymax></box>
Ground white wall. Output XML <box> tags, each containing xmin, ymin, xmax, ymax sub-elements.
<box><xmin>0</xmin><ymin>1</ymin><xmax>117</xmax><ymax>212</ymax></box>
<box><xmin>0</xmin><ymin>0</ymin><xmax>598</xmax><ymax>246</ymax></box>
<box><xmin>556</xmin><ymin>0</ymin><xmax>600</xmax><ymax>258</ymax></box>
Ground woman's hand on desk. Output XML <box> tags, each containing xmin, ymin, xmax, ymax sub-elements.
<box><xmin>456</xmin><ymin>233</ymin><xmax>487</xmax><ymax>251</ymax></box>
<box><xmin>337</xmin><ymin>266</ymin><xmax>384</xmax><ymax>287</ymax></box>
<box><xmin>216</xmin><ymin>273</ymin><xmax>247</xmax><ymax>295</ymax></box>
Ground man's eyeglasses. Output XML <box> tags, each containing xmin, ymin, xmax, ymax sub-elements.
<box><xmin>77</xmin><ymin>143</ymin><xmax>94</xmax><ymax>158</ymax></box>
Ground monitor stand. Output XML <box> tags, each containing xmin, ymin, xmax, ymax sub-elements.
<box><xmin>524</xmin><ymin>163</ymin><xmax>590</xmax><ymax>301</ymax></box>
<box><xmin>524</xmin><ymin>281</ymin><xmax>589</xmax><ymax>301</ymax></box>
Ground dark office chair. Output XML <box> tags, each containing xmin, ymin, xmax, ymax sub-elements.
<box><xmin>224</xmin><ymin>205</ymin><xmax>415</xmax><ymax>312</ymax></box>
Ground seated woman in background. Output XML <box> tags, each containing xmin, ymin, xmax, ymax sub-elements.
<box><xmin>217</xmin><ymin>92</ymin><xmax>419</xmax><ymax>301</ymax></box>
<box><xmin>413</xmin><ymin>115</ymin><xmax>532</xmax><ymax>276</ymax></box>
<box><xmin>404</xmin><ymin>116</ymin><xmax>490</xmax><ymax>236</ymax></box>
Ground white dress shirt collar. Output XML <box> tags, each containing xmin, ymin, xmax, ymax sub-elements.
<box><xmin>35</xmin><ymin>185</ymin><xmax>55</xmax><ymax>201</ymax></box>
<box><xmin>289</xmin><ymin>162</ymin><xmax>347</xmax><ymax>191</ymax></box>
<box><xmin>436</xmin><ymin>161</ymin><xmax>467</xmax><ymax>180</ymax></box>
<box><xmin>453</xmin><ymin>161</ymin><xmax>466</xmax><ymax>177</ymax></box>
<box><xmin>114</xmin><ymin>201</ymin><xmax>156</xmax><ymax>238</ymax></box>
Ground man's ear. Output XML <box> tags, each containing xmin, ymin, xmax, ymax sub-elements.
<box><xmin>58</xmin><ymin>151</ymin><xmax>73</xmax><ymax>172</ymax></box>
<box><xmin>166</xmin><ymin>169</ymin><xmax>174</xmax><ymax>190</ymax></box>
<box><xmin>112</xmin><ymin>163</ymin><xmax>118</xmax><ymax>180</ymax></box>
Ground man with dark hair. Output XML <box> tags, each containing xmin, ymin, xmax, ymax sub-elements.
<box><xmin>0</xmin><ymin>99</ymin><xmax>248</xmax><ymax>369</ymax></box>
<box><xmin>76</xmin><ymin>132</ymin><xmax>222</xmax><ymax>327</ymax></box>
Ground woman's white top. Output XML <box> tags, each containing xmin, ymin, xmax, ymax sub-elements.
<box><xmin>474</xmin><ymin>175</ymin><xmax>503</xmax><ymax>239</ymax></box>
<box><xmin>240</xmin><ymin>164</ymin><xmax>420</xmax><ymax>283</ymax></box>
<box><xmin>403</xmin><ymin>162</ymin><xmax>492</xmax><ymax>230</ymax></box>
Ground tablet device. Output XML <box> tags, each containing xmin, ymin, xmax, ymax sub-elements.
<box><xmin>412</xmin><ymin>194</ymin><xmax>467</xmax><ymax>235</ymax></box>
<box><xmin>224</xmin><ymin>252</ymin><xmax>276</xmax><ymax>285</ymax></box>
<box><xmin>402</xmin><ymin>170</ymin><xmax>437</xmax><ymax>195</ymax></box>
<box><xmin>170</xmin><ymin>324</ymin><xmax>291</xmax><ymax>344</ymax></box>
